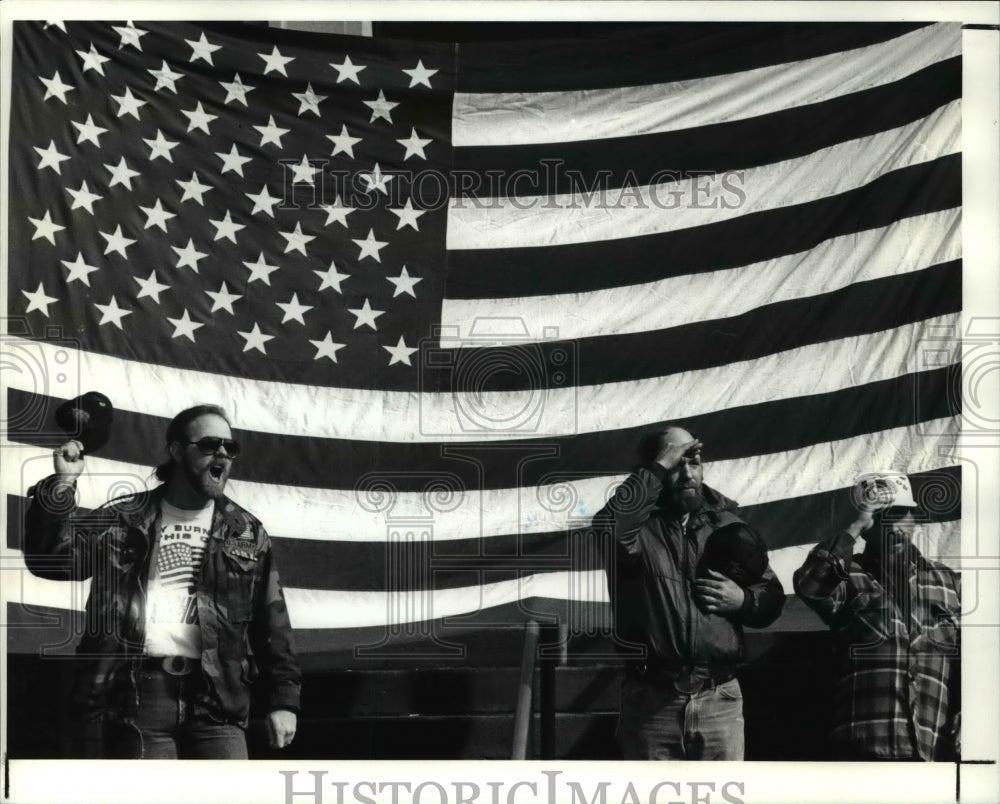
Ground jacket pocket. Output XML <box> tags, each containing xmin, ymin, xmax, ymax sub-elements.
<box><xmin>218</xmin><ymin>547</ymin><xmax>258</xmax><ymax>623</ymax></box>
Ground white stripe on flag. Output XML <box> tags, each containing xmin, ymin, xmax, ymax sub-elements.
<box><xmin>1</xmin><ymin>522</ymin><xmax>963</xmax><ymax>627</ymax></box>
<box><xmin>442</xmin><ymin>209</ymin><xmax>961</xmax><ymax>343</ymax></box>
<box><xmin>0</xmin><ymin>313</ymin><xmax>961</xmax><ymax>444</ymax></box>
<box><xmin>452</xmin><ymin>24</ymin><xmax>959</xmax><ymax>147</ymax></box>
<box><xmin>5</xmin><ymin>419</ymin><xmax>959</xmax><ymax>543</ymax></box>
<box><xmin>446</xmin><ymin>100</ymin><xmax>960</xmax><ymax>250</ymax></box>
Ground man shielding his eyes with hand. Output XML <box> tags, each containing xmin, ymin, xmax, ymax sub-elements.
<box><xmin>23</xmin><ymin>404</ymin><xmax>301</xmax><ymax>759</ymax></box>
<box><xmin>593</xmin><ymin>425</ymin><xmax>784</xmax><ymax>760</ymax></box>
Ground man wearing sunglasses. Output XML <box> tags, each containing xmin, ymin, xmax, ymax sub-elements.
<box><xmin>23</xmin><ymin>404</ymin><xmax>301</xmax><ymax>759</ymax></box>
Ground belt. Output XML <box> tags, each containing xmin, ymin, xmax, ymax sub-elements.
<box><xmin>630</xmin><ymin>662</ymin><xmax>736</xmax><ymax>694</ymax></box>
<box><xmin>140</xmin><ymin>656</ymin><xmax>200</xmax><ymax>677</ymax></box>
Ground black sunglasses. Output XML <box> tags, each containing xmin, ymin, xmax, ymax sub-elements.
<box><xmin>183</xmin><ymin>437</ymin><xmax>241</xmax><ymax>456</ymax></box>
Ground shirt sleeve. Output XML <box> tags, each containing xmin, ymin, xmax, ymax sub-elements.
<box><xmin>792</xmin><ymin>531</ymin><xmax>880</xmax><ymax>627</ymax></box>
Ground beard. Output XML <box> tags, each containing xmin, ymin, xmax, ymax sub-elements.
<box><xmin>180</xmin><ymin>458</ymin><xmax>230</xmax><ymax>500</ymax></box>
<box><xmin>663</xmin><ymin>485</ymin><xmax>705</xmax><ymax>516</ymax></box>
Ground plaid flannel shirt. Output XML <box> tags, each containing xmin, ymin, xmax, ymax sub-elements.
<box><xmin>793</xmin><ymin>532</ymin><xmax>960</xmax><ymax>760</ymax></box>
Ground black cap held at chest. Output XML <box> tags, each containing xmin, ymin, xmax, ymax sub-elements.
<box><xmin>698</xmin><ymin>521</ymin><xmax>768</xmax><ymax>585</ymax></box>
<box><xmin>55</xmin><ymin>391</ymin><xmax>114</xmax><ymax>454</ymax></box>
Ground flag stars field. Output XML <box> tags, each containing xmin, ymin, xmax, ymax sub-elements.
<box><xmin>314</xmin><ymin>261</ymin><xmax>350</xmax><ymax>293</ymax></box>
<box><xmin>216</xmin><ymin>144</ymin><xmax>251</xmax><ymax>176</ymax></box>
<box><xmin>327</xmin><ymin>124</ymin><xmax>362</xmax><ymax>158</ymax></box>
<box><xmin>111</xmin><ymin>87</ymin><xmax>146</xmax><ymax>119</ymax></box>
<box><xmin>39</xmin><ymin>70</ymin><xmax>74</xmax><ymax>103</ymax></box>
<box><xmin>140</xmin><ymin>199</ymin><xmax>176</xmax><ymax>231</ymax></box>
<box><xmin>186</xmin><ymin>33</ymin><xmax>221</xmax><ymax>65</ymax></box>
<box><xmin>276</xmin><ymin>293</ymin><xmax>313</xmax><ymax>325</ymax></box>
<box><xmin>293</xmin><ymin>83</ymin><xmax>326</xmax><ymax>117</ymax></box>
<box><xmin>61</xmin><ymin>253</ymin><xmax>100</xmax><ymax>286</ymax></box>
<box><xmin>148</xmin><ymin>60</ymin><xmax>185</xmax><ymax>92</ymax></box>
<box><xmin>71</xmin><ymin>114</ymin><xmax>108</xmax><ymax>146</ymax></box>
<box><xmin>320</xmin><ymin>196</ymin><xmax>356</xmax><ymax>227</ymax></box>
<box><xmin>347</xmin><ymin>299</ymin><xmax>384</xmax><ymax>330</ymax></box>
<box><xmin>402</xmin><ymin>60</ymin><xmax>438</xmax><ymax>89</ymax></box>
<box><xmin>184</xmin><ymin>101</ymin><xmax>219</xmax><ymax>134</ymax></box>
<box><xmin>310</xmin><ymin>332</ymin><xmax>346</xmax><ymax>362</ymax></box>
<box><xmin>353</xmin><ymin>229</ymin><xmax>388</xmax><ymax>262</ymax></box>
<box><xmin>330</xmin><ymin>54</ymin><xmax>365</xmax><ymax>84</ymax></box>
<box><xmin>28</xmin><ymin>210</ymin><xmax>65</xmax><ymax>244</ymax></box>
<box><xmin>94</xmin><ymin>296</ymin><xmax>131</xmax><ymax>329</ymax></box>
<box><xmin>112</xmin><ymin>21</ymin><xmax>146</xmax><ymax>50</ymax></box>
<box><xmin>104</xmin><ymin>157</ymin><xmax>141</xmax><ymax>190</ymax></box>
<box><xmin>243</xmin><ymin>253</ymin><xmax>280</xmax><ymax>285</ymax></box>
<box><xmin>167</xmin><ymin>309</ymin><xmax>205</xmax><ymax>341</ymax></box>
<box><xmin>389</xmin><ymin>199</ymin><xmax>425</xmax><ymax>231</ymax></box>
<box><xmin>258</xmin><ymin>46</ymin><xmax>294</xmax><ymax>76</ymax></box>
<box><xmin>238</xmin><ymin>322</ymin><xmax>274</xmax><ymax>353</ymax></box>
<box><xmin>246</xmin><ymin>185</ymin><xmax>282</xmax><ymax>216</ymax></box>
<box><xmin>176</xmin><ymin>172</ymin><xmax>213</xmax><ymax>204</ymax></box>
<box><xmin>383</xmin><ymin>335</ymin><xmax>418</xmax><ymax>366</ymax></box>
<box><xmin>22</xmin><ymin>283</ymin><xmax>59</xmax><ymax>316</ymax></box>
<box><xmin>34</xmin><ymin>141</ymin><xmax>71</xmax><ymax>174</ymax></box>
<box><xmin>220</xmin><ymin>72</ymin><xmax>255</xmax><ymax>105</ymax></box>
<box><xmin>254</xmin><ymin>115</ymin><xmax>290</xmax><ymax>147</ymax></box>
<box><xmin>172</xmin><ymin>239</ymin><xmax>209</xmax><ymax>272</ymax></box>
<box><xmin>99</xmin><ymin>225</ymin><xmax>137</xmax><ymax>258</ymax></box>
<box><xmin>205</xmin><ymin>281</ymin><xmax>242</xmax><ymax>314</ymax></box>
<box><xmin>134</xmin><ymin>270</ymin><xmax>171</xmax><ymax>302</ymax></box>
<box><xmin>76</xmin><ymin>43</ymin><xmax>110</xmax><ymax>75</ymax></box>
<box><xmin>364</xmin><ymin>89</ymin><xmax>398</xmax><ymax>123</ymax></box>
<box><xmin>66</xmin><ymin>181</ymin><xmax>103</xmax><ymax>214</ymax></box>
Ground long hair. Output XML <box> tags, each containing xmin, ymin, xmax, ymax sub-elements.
<box><xmin>154</xmin><ymin>404</ymin><xmax>231</xmax><ymax>484</ymax></box>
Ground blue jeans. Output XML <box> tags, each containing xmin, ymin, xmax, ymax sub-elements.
<box><xmin>617</xmin><ymin>675</ymin><xmax>745</xmax><ymax>760</ymax></box>
<box><xmin>114</xmin><ymin>668</ymin><xmax>247</xmax><ymax>759</ymax></box>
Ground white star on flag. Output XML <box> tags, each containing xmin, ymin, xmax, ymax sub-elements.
<box><xmin>148</xmin><ymin>60</ymin><xmax>185</xmax><ymax>92</ymax></box>
<box><xmin>183</xmin><ymin>101</ymin><xmax>218</xmax><ymax>134</ymax></box>
<box><xmin>352</xmin><ymin>229</ymin><xmax>388</xmax><ymax>262</ymax></box>
<box><xmin>61</xmin><ymin>253</ymin><xmax>100</xmax><ymax>286</ymax></box>
<box><xmin>216</xmin><ymin>144</ymin><xmax>251</xmax><ymax>176</ymax></box>
<box><xmin>386</xmin><ymin>266</ymin><xmax>423</xmax><ymax>298</ymax></box>
<box><xmin>243</xmin><ymin>253</ymin><xmax>280</xmax><ymax>285</ymax></box>
<box><xmin>209</xmin><ymin>210</ymin><xmax>245</xmax><ymax>243</ymax></box>
<box><xmin>397</xmin><ymin>128</ymin><xmax>432</xmax><ymax>161</ymax></box>
<box><xmin>363</xmin><ymin>90</ymin><xmax>398</xmax><ymax>124</ymax></box>
<box><xmin>314</xmin><ymin>261</ymin><xmax>349</xmax><ymax>293</ymax></box>
<box><xmin>39</xmin><ymin>70</ymin><xmax>74</xmax><ymax>103</ymax></box>
<box><xmin>104</xmin><ymin>157</ymin><xmax>141</xmax><ymax>189</ymax></box>
<box><xmin>172</xmin><ymin>239</ymin><xmax>209</xmax><ymax>271</ymax></box>
<box><xmin>134</xmin><ymin>271</ymin><xmax>171</xmax><ymax>302</ymax></box>
<box><xmin>347</xmin><ymin>299</ymin><xmax>384</xmax><ymax>331</ymax></box>
<box><xmin>220</xmin><ymin>73</ymin><xmax>255</xmax><ymax>105</ymax></box>
<box><xmin>258</xmin><ymin>46</ymin><xmax>294</xmax><ymax>76</ymax></box>
<box><xmin>402</xmin><ymin>60</ymin><xmax>438</xmax><ymax>88</ymax></box>
<box><xmin>246</xmin><ymin>185</ymin><xmax>282</xmax><ymax>216</ymax></box>
<box><xmin>289</xmin><ymin>154</ymin><xmax>319</xmax><ymax>184</ymax></box>
<box><xmin>330</xmin><ymin>55</ymin><xmax>365</xmax><ymax>84</ymax></box>
<box><xmin>176</xmin><ymin>172</ymin><xmax>213</xmax><ymax>205</ymax></box>
<box><xmin>280</xmin><ymin>222</ymin><xmax>315</xmax><ymax>255</ymax></box>
<box><xmin>276</xmin><ymin>292</ymin><xmax>313</xmax><ymax>325</ymax></box>
<box><xmin>237</xmin><ymin>322</ymin><xmax>274</xmax><ymax>354</ymax></box>
<box><xmin>144</xmin><ymin>130</ymin><xmax>180</xmax><ymax>162</ymax></box>
<box><xmin>205</xmin><ymin>281</ymin><xmax>242</xmax><ymax>314</ymax></box>
<box><xmin>76</xmin><ymin>43</ymin><xmax>110</xmax><ymax>75</ymax></box>
<box><xmin>22</xmin><ymin>283</ymin><xmax>59</xmax><ymax>316</ymax></box>
<box><xmin>254</xmin><ymin>115</ymin><xmax>290</xmax><ymax>148</ymax></box>
<box><xmin>167</xmin><ymin>309</ymin><xmax>205</xmax><ymax>341</ymax></box>
<box><xmin>66</xmin><ymin>181</ymin><xmax>103</xmax><ymax>214</ymax></box>
<box><xmin>310</xmin><ymin>332</ymin><xmax>346</xmax><ymax>362</ymax></box>
<box><xmin>389</xmin><ymin>199</ymin><xmax>426</xmax><ymax>231</ymax></box>
<box><xmin>44</xmin><ymin>21</ymin><xmax>67</xmax><ymax>32</ymax></box>
<box><xmin>34</xmin><ymin>141</ymin><xmax>71</xmax><ymax>174</ymax></box>
<box><xmin>383</xmin><ymin>335</ymin><xmax>419</xmax><ymax>366</ymax></box>
<box><xmin>94</xmin><ymin>296</ymin><xmax>131</xmax><ymax>329</ymax></box>
<box><xmin>72</xmin><ymin>114</ymin><xmax>108</xmax><ymax>147</ymax></box>
<box><xmin>360</xmin><ymin>163</ymin><xmax>393</xmax><ymax>195</ymax></box>
<box><xmin>28</xmin><ymin>210</ymin><xmax>65</xmax><ymax>244</ymax></box>
<box><xmin>140</xmin><ymin>199</ymin><xmax>176</xmax><ymax>231</ymax></box>
<box><xmin>99</xmin><ymin>225</ymin><xmax>137</xmax><ymax>258</ymax></box>
<box><xmin>113</xmin><ymin>21</ymin><xmax>146</xmax><ymax>50</ymax></box>
<box><xmin>320</xmin><ymin>196</ymin><xmax>356</xmax><ymax>227</ymax></box>
<box><xmin>326</xmin><ymin>125</ymin><xmax>362</xmax><ymax>158</ymax></box>
<box><xmin>186</xmin><ymin>33</ymin><xmax>221</xmax><ymax>65</ymax></box>
<box><xmin>293</xmin><ymin>83</ymin><xmax>326</xmax><ymax>117</ymax></box>
<box><xmin>111</xmin><ymin>87</ymin><xmax>146</xmax><ymax>119</ymax></box>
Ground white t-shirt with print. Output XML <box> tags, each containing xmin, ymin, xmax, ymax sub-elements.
<box><xmin>144</xmin><ymin>500</ymin><xmax>213</xmax><ymax>659</ymax></box>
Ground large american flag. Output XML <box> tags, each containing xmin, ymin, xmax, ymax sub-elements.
<box><xmin>4</xmin><ymin>20</ymin><xmax>961</xmax><ymax>661</ymax></box>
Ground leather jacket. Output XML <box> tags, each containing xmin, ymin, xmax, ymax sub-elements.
<box><xmin>23</xmin><ymin>476</ymin><xmax>301</xmax><ymax>729</ymax></box>
<box><xmin>593</xmin><ymin>465</ymin><xmax>785</xmax><ymax>668</ymax></box>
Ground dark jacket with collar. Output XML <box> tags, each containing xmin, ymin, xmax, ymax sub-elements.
<box><xmin>593</xmin><ymin>465</ymin><xmax>785</xmax><ymax>668</ymax></box>
<box><xmin>23</xmin><ymin>475</ymin><xmax>301</xmax><ymax>732</ymax></box>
